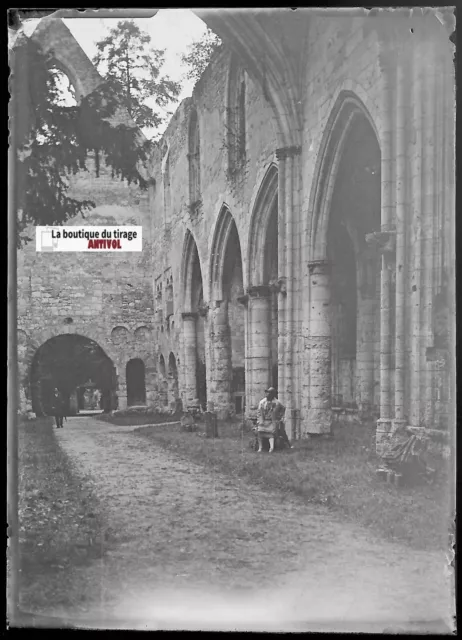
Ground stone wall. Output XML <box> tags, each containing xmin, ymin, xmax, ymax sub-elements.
<box><xmin>18</xmin><ymin>154</ymin><xmax>156</xmax><ymax>412</ymax></box>
<box><xmin>17</xmin><ymin>12</ymin><xmax>454</xmax><ymax>443</ymax></box>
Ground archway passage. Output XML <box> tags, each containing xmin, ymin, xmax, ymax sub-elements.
<box><xmin>158</xmin><ymin>354</ymin><xmax>168</xmax><ymax>408</ymax></box>
<box><xmin>30</xmin><ymin>334</ymin><xmax>116</xmax><ymax>416</ymax></box>
<box><xmin>168</xmin><ymin>352</ymin><xmax>180</xmax><ymax>411</ymax></box>
<box><xmin>182</xmin><ymin>231</ymin><xmax>207</xmax><ymax>410</ymax></box>
<box><xmin>126</xmin><ymin>358</ymin><xmax>146</xmax><ymax>407</ymax></box>
<box><xmin>222</xmin><ymin>215</ymin><xmax>245</xmax><ymax>415</ymax></box>
<box><xmin>247</xmin><ymin>165</ymin><xmax>279</xmax><ymax>411</ymax></box>
<box><xmin>210</xmin><ymin>208</ymin><xmax>245</xmax><ymax>417</ymax></box>
<box><xmin>327</xmin><ymin>114</ymin><xmax>381</xmax><ymax>414</ymax></box>
<box><xmin>264</xmin><ymin>197</ymin><xmax>279</xmax><ymax>394</ymax></box>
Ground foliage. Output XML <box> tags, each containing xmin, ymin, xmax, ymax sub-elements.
<box><xmin>180</xmin><ymin>28</ymin><xmax>222</xmax><ymax>84</ymax></box>
<box><xmin>93</xmin><ymin>20</ymin><xmax>181</xmax><ymax>134</ymax></box>
<box><xmin>11</xmin><ymin>34</ymin><xmax>152</xmax><ymax>247</ymax></box>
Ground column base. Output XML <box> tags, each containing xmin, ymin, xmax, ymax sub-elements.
<box><xmin>306</xmin><ymin>409</ymin><xmax>332</xmax><ymax>435</ymax></box>
<box><xmin>375</xmin><ymin>418</ymin><xmax>407</xmax><ymax>456</ymax></box>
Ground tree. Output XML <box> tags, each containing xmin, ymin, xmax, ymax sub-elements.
<box><xmin>180</xmin><ymin>28</ymin><xmax>222</xmax><ymax>84</ymax></box>
<box><xmin>93</xmin><ymin>20</ymin><xmax>181</xmax><ymax>134</ymax></box>
<box><xmin>11</xmin><ymin>33</ymin><xmax>152</xmax><ymax>247</ymax></box>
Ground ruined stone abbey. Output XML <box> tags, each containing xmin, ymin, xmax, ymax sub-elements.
<box><xmin>17</xmin><ymin>10</ymin><xmax>455</xmax><ymax>452</ymax></box>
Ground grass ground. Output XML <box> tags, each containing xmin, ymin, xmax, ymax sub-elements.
<box><xmin>95</xmin><ymin>412</ymin><xmax>180</xmax><ymax>427</ymax></box>
<box><xmin>18</xmin><ymin>417</ymin><xmax>110</xmax><ymax>618</ymax></box>
<box><xmin>134</xmin><ymin>419</ymin><xmax>452</xmax><ymax>552</ymax></box>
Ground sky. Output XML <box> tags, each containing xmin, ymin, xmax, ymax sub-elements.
<box><xmin>19</xmin><ymin>9</ymin><xmax>210</xmax><ymax>137</ymax></box>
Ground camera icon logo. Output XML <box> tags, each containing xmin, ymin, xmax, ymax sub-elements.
<box><xmin>41</xmin><ymin>230</ymin><xmax>59</xmax><ymax>252</ymax></box>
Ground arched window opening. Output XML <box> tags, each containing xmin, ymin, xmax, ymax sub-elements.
<box><xmin>48</xmin><ymin>66</ymin><xmax>77</xmax><ymax>107</ymax></box>
<box><xmin>227</xmin><ymin>57</ymin><xmax>246</xmax><ymax>174</ymax></box>
<box><xmin>168</xmin><ymin>352</ymin><xmax>180</xmax><ymax>411</ymax></box>
<box><xmin>126</xmin><ymin>358</ymin><xmax>146</xmax><ymax>406</ymax></box>
<box><xmin>162</xmin><ymin>145</ymin><xmax>171</xmax><ymax>226</ymax></box>
<box><xmin>237</xmin><ymin>80</ymin><xmax>246</xmax><ymax>159</ymax></box>
<box><xmin>188</xmin><ymin>109</ymin><xmax>201</xmax><ymax>210</ymax></box>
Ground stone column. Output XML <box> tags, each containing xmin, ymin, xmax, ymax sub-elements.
<box><xmin>237</xmin><ymin>293</ymin><xmax>251</xmax><ymax>416</ymax></box>
<box><xmin>376</xmin><ymin>39</ymin><xmax>397</xmax><ymax>454</ymax></box>
<box><xmin>247</xmin><ymin>285</ymin><xmax>271</xmax><ymax>410</ymax></box>
<box><xmin>276</xmin><ymin>145</ymin><xmax>302</xmax><ymax>439</ymax></box>
<box><xmin>394</xmin><ymin>45</ymin><xmax>411</xmax><ymax>426</ymax></box>
<box><xmin>210</xmin><ymin>300</ymin><xmax>232</xmax><ymax>418</ymax></box>
<box><xmin>276</xmin><ymin>149</ymin><xmax>287</xmax><ymax>409</ymax></box>
<box><xmin>356</xmin><ymin>247</ymin><xmax>378</xmax><ymax>418</ymax></box>
<box><xmin>421</xmin><ymin>38</ymin><xmax>437</xmax><ymax>428</ymax></box>
<box><xmin>117</xmin><ymin>365</ymin><xmax>127</xmax><ymax>410</ymax></box>
<box><xmin>410</xmin><ymin>35</ymin><xmax>423</xmax><ymax>426</ymax></box>
<box><xmin>182</xmin><ymin>312</ymin><xmax>198</xmax><ymax>407</ymax></box>
<box><xmin>308</xmin><ymin>259</ymin><xmax>332</xmax><ymax>434</ymax></box>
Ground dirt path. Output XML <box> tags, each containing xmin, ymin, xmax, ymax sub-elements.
<box><xmin>52</xmin><ymin>417</ymin><xmax>453</xmax><ymax>632</ymax></box>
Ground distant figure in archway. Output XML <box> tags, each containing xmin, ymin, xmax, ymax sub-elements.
<box><xmin>51</xmin><ymin>387</ymin><xmax>65</xmax><ymax>428</ymax></box>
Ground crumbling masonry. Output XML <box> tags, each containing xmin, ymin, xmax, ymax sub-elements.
<box><xmin>17</xmin><ymin>11</ymin><xmax>455</xmax><ymax>453</ymax></box>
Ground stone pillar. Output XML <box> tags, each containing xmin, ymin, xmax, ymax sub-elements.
<box><xmin>210</xmin><ymin>300</ymin><xmax>232</xmax><ymax>418</ymax></box>
<box><xmin>276</xmin><ymin>145</ymin><xmax>302</xmax><ymax>439</ymax></box>
<box><xmin>376</xmin><ymin>40</ymin><xmax>397</xmax><ymax>454</ymax></box>
<box><xmin>247</xmin><ymin>285</ymin><xmax>271</xmax><ymax>410</ymax></box>
<box><xmin>421</xmin><ymin>38</ymin><xmax>437</xmax><ymax>428</ymax></box>
<box><xmin>394</xmin><ymin>46</ymin><xmax>411</xmax><ymax>427</ymax></box>
<box><xmin>276</xmin><ymin>149</ymin><xmax>287</xmax><ymax>409</ymax></box>
<box><xmin>307</xmin><ymin>259</ymin><xmax>332</xmax><ymax>434</ymax></box>
<box><xmin>410</xmin><ymin>35</ymin><xmax>423</xmax><ymax>426</ymax></box>
<box><xmin>182</xmin><ymin>312</ymin><xmax>198</xmax><ymax>406</ymax></box>
<box><xmin>237</xmin><ymin>293</ymin><xmax>251</xmax><ymax>416</ymax></box>
<box><xmin>356</xmin><ymin>247</ymin><xmax>378</xmax><ymax>418</ymax></box>
<box><xmin>117</xmin><ymin>366</ymin><xmax>127</xmax><ymax>410</ymax></box>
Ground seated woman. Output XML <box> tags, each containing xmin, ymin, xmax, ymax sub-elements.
<box><xmin>256</xmin><ymin>387</ymin><xmax>293</xmax><ymax>453</ymax></box>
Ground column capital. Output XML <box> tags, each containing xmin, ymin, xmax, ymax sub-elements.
<box><xmin>181</xmin><ymin>311</ymin><xmax>198</xmax><ymax>320</ymax></box>
<box><xmin>276</xmin><ymin>145</ymin><xmax>302</xmax><ymax>160</ymax></box>
<box><xmin>365</xmin><ymin>230</ymin><xmax>396</xmax><ymax>255</ymax></box>
<box><xmin>247</xmin><ymin>284</ymin><xmax>271</xmax><ymax>299</ymax></box>
<box><xmin>308</xmin><ymin>259</ymin><xmax>331</xmax><ymax>275</ymax></box>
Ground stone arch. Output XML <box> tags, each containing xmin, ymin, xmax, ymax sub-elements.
<box><xmin>209</xmin><ymin>206</ymin><xmax>245</xmax><ymax>416</ymax></box>
<box><xmin>308</xmin><ymin>90</ymin><xmax>380</xmax><ymax>261</ymax></box>
<box><xmin>126</xmin><ymin>358</ymin><xmax>146</xmax><ymax>406</ymax></box>
<box><xmin>246</xmin><ymin>163</ymin><xmax>280</xmax><ymax>408</ymax></box>
<box><xmin>180</xmin><ymin>230</ymin><xmax>207</xmax><ymax>409</ymax></box>
<box><xmin>111</xmin><ymin>326</ymin><xmax>130</xmax><ymax>346</ymax></box>
<box><xmin>306</xmin><ymin>90</ymin><xmax>382</xmax><ymax>430</ymax></box>
<box><xmin>32</xmin><ymin>18</ymin><xmax>102</xmax><ymax>103</ymax></box>
<box><xmin>167</xmin><ymin>351</ymin><xmax>180</xmax><ymax>409</ymax></box>
<box><xmin>247</xmin><ymin>163</ymin><xmax>279</xmax><ymax>287</ymax></box>
<box><xmin>134</xmin><ymin>325</ymin><xmax>152</xmax><ymax>342</ymax></box>
<box><xmin>29</xmin><ymin>333</ymin><xmax>117</xmax><ymax>416</ymax></box>
<box><xmin>194</xmin><ymin>9</ymin><xmax>307</xmax><ymax>148</ymax></box>
<box><xmin>209</xmin><ymin>205</ymin><xmax>243</xmax><ymax>301</ymax></box>
<box><xmin>181</xmin><ymin>229</ymin><xmax>205</xmax><ymax>313</ymax></box>
<box><xmin>158</xmin><ymin>353</ymin><xmax>168</xmax><ymax>408</ymax></box>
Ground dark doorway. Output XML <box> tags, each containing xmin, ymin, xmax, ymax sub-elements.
<box><xmin>126</xmin><ymin>358</ymin><xmax>146</xmax><ymax>406</ymax></box>
<box><xmin>30</xmin><ymin>334</ymin><xmax>115</xmax><ymax>416</ymax></box>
